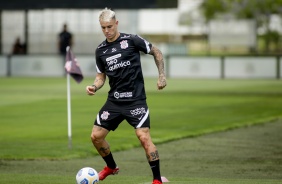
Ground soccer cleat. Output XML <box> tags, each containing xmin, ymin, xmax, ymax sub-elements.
<box><xmin>98</xmin><ymin>166</ymin><xmax>119</xmax><ymax>180</ymax></box>
<box><xmin>152</xmin><ymin>179</ymin><xmax>162</xmax><ymax>184</ymax></box>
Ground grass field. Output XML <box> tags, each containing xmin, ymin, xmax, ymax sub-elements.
<box><xmin>0</xmin><ymin>77</ymin><xmax>282</xmax><ymax>183</ymax></box>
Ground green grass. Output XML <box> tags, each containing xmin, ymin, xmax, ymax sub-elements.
<box><xmin>0</xmin><ymin>78</ymin><xmax>282</xmax><ymax>160</ymax></box>
<box><xmin>1</xmin><ymin>77</ymin><xmax>282</xmax><ymax>183</ymax></box>
<box><xmin>0</xmin><ymin>120</ymin><xmax>281</xmax><ymax>184</ymax></box>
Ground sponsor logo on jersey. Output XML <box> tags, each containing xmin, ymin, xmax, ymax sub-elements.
<box><xmin>130</xmin><ymin>107</ymin><xmax>146</xmax><ymax>116</ymax></box>
<box><xmin>105</xmin><ymin>53</ymin><xmax>131</xmax><ymax>71</ymax></box>
<box><xmin>114</xmin><ymin>92</ymin><xmax>119</xmax><ymax>99</ymax></box>
<box><xmin>111</xmin><ymin>48</ymin><xmax>117</xmax><ymax>52</ymax></box>
<box><xmin>107</xmin><ymin>58</ymin><xmax>118</xmax><ymax>66</ymax></box>
<box><xmin>114</xmin><ymin>91</ymin><xmax>132</xmax><ymax>99</ymax></box>
<box><xmin>101</xmin><ymin>111</ymin><xmax>110</xmax><ymax>120</ymax></box>
<box><xmin>106</xmin><ymin>54</ymin><xmax>121</xmax><ymax>62</ymax></box>
<box><xmin>108</xmin><ymin>60</ymin><xmax>131</xmax><ymax>71</ymax></box>
<box><xmin>120</xmin><ymin>40</ymin><xmax>128</xmax><ymax>49</ymax></box>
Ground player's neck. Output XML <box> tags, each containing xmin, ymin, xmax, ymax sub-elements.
<box><xmin>107</xmin><ymin>32</ymin><xmax>120</xmax><ymax>43</ymax></box>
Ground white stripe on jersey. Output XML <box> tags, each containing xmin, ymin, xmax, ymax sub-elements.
<box><xmin>96</xmin><ymin>64</ymin><xmax>102</xmax><ymax>73</ymax></box>
<box><xmin>136</xmin><ymin>109</ymin><xmax>149</xmax><ymax>128</ymax></box>
<box><xmin>144</xmin><ymin>40</ymin><xmax>151</xmax><ymax>54</ymax></box>
<box><xmin>138</xmin><ymin>35</ymin><xmax>151</xmax><ymax>54</ymax></box>
<box><xmin>96</xmin><ymin>113</ymin><xmax>101</xmax><ymax>125</ymax></box>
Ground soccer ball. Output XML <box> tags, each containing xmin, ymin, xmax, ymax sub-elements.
<box><xmin>76</xmin><ymin>167</ymin><xmax>99</xmax><ymax>184</ymax></box>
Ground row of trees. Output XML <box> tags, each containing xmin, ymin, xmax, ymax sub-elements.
<box><xmin>201</xmin><ymin>0</ymin><xmax>282</xmax><ymax>53</ymax></box>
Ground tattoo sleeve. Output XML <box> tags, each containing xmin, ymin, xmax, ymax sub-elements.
<box><xmin>99</xmin><ymin>146</ymin><xmax>110</xmax><ymax>155</ymax></box>
<box><xmin>149</xmin><ymin>45</ymin><xmax>165</xmax><ymax>77</ymax></box>
<box><xmin>93</xmin><ymin>73</ymin><xmax>106</xmax><ymax>91</ymax></box>
<box><xmin>147</xmin><ymin>150</ymin><xmax>159</xmax><ymax>161</ymax></box>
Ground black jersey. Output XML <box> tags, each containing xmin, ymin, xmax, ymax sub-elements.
<box><xmin>95</xmin><ymin>33</ymin><xmax>152</xmax><ymax>102</ymax></box>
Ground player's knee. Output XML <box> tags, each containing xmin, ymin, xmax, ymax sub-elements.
<box><xmin>138</xmin><ymin>135</ymin><xmax>151</xmax><ymax>149</ymax></box>
<box><xmin>90</xmin><ymin>133</ymin><xmax>102</xmax><ymax>144</ymax></box>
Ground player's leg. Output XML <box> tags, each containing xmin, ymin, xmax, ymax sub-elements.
<box><xmin>135</xmin><ymin>128</ymin><xmax>162</xmax><ymax>184</ymax></box>
<box><xmin>91</xmin><ymin>125</ymin><xmax>111</xmax><ymax>157</ymax></box>
<box><xmin>124</xmin><ymin>100</ymin><xmax>162</xmax><ymax>183</ymax></box>
<box><xmin>91</xmin><ymin>125</ymin><xmax>119</xmax><ymax>180</ymax></box>
<box><xmin>91</xmin><ymin>100</ymin><xmax>123</xmax><ymax>180</ymax></box>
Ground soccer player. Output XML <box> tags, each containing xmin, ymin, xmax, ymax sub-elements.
<box><xmin>86</xmin><ymin>8</ymin><xmax>167</xmax><ymax>184</ymax></box>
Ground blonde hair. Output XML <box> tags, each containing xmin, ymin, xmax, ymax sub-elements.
<box><xmin>99</xmin><ymin>8</ymin><xmax>116</xmax><ymax>22</ymax></box>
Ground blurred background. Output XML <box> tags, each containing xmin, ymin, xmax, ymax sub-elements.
<box><xmin>0</xmin><ymin>0</ymin><xmax>281</xmax><ymax>79</ymax></box>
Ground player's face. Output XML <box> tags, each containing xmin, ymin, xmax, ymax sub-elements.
<box><xmin>100</xmin><ymin>19</ymin><xmax>119</xmax><ymax>42</ymax></box>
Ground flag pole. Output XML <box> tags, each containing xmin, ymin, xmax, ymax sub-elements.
<box><xmin>67</xmin><ymin>73</ymin><xmax>72</xmax><ymax>149</ymax></box>
<box><xmin>67</xmin><ymin>74</ymin><xmax>72</xmax><ymax>149</ymax></box>
<box><xmin>66</xmin><ymin>46</ymin><xmax>72</xmax><ymax>149</ymax></box>
<box><xmin>65</xmin><ymin>46</ymin><xmax>83</xmax><ymax>149</ymax></box>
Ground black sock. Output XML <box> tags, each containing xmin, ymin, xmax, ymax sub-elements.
<box><xmin>102</xmin><ymin>152</ymin><xmax>117</xmax><ymax>169</ymax></box>
<box><xmin>149</xmin><ymin>160</ymin><xmax>161</xmax><ymax>182</ymax></box>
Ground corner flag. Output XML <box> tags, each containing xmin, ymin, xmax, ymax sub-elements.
<box><xmin>64</xmin><ymin>46</ymin><xmax>83</xmax><ymax>149</ymax></box>
<box><xmin>65</xmin><ymin>46</ymin><xmax>83</xmax><ymax>83</ymax></box>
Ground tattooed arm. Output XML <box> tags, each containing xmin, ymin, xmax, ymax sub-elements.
<box><xmin>86</xmin><ymin>73</ymin><xmax>106</xmax><ymax>95</ymax></box>
<box><xmin>149</xmin><ymin>45</ymin><xmax>167</xmax><ymax>90</ymax></box>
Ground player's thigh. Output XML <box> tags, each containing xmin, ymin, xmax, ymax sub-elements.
<box><xmin>124</xmin><ymin>100</ymin><xmax>150</xmax><ymax>129</ymax></box>
<box><xmin>94</xmin><ymin>100</ymin><xmax>124</xmax><ymax>131</ymax></box>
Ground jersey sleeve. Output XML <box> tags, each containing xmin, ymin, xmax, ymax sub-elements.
<box><xmin>95</xmin><ymin>49</ymin><xmax>105</xmax><ymax>73</ymax></box>
<box><xmin>131</xmin><ymin>35</ymin><xmax>152</xmax><ymax>54</ymax></box>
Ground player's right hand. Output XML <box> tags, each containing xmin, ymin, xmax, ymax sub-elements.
<box><xmin>86</xmin><ymin>85</ymin><xmax>96</xmax><ymax>95</ymax></box>
<box><xmin>157</xmin><ymin>74</ymin><xmax>167</xmax><ymax>90</ymax></box>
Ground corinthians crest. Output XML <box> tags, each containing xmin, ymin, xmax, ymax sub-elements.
<box><xmin>101</xmin><ymin>111</ymin><xmax>110</xmax><ymax>120</ymax></box>
<box><xmin>120</xmin><ymin>40</ymin><xmax>128</xmax><ymax>49</ymax></box>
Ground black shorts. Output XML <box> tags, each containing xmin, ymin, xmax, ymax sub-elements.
<box><xmin>94</xmin><ymin>100</ymin><xmax>150</xmax><ymax>131</ymax></box>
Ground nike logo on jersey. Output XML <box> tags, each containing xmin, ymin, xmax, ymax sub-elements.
<box><xmin>103</xmin><ymin>49</ymin><xmax>108</xmax><ymax>53</ymax></box>
<box><xmin>138</xmin><ymin>115</ymin><xmax>144</xmax><ymax>120</ymax></box>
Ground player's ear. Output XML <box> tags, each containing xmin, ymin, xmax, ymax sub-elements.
<box><xmin>115</xmin><ymin>20</ymin><xmax>119</xmax><ymax>26</ymax></box>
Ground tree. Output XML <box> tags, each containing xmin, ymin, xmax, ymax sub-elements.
<box><xmin>201</xmin><ymin>0</ymin><xmax>282</xmax><ymax>53</ymax></box>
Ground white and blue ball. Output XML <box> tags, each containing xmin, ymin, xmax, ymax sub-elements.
<box><xmin>76</xmin><ymin>167</ymin><xmax>99</xmax><ymax>184</ymax></box>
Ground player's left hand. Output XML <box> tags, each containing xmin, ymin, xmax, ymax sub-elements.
<box><xmin>157</xmin><ymin>74</ymin><xmax>167</xmax><ymax>90</ymax></box>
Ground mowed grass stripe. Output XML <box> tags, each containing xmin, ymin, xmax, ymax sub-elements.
<box><xmin>0</xmin><ymin>119</ymin><xmax>281</xmax><ymax>184</ymax></box>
